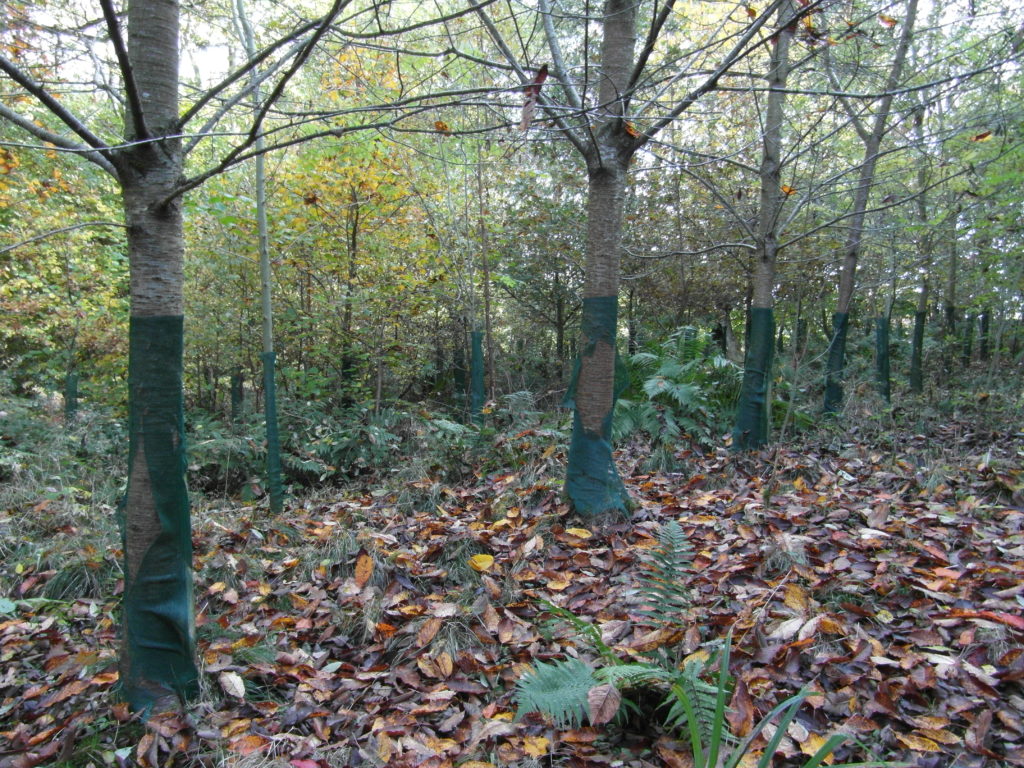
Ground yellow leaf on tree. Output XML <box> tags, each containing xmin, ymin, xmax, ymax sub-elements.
<box><xmin>781</xmin><ymin>184</ymin><xmax>797</xmax><ymax>196</ymax></box>
<box><xmin>878</xmin><ymin>13</ymin><xmax>898</xmax><ymax>27</ymax></box>
<box><xmin>469</xmin><ymin>554</ymin><xmax>495</xmax><ymax>572</ymax></box>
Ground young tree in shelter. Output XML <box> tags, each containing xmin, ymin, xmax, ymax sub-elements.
<box><xmin>0</xmin><ymin>0</ymin><xmax>492</xmax><ymax>710</ymax></box>
<box><xmin>473</xmin><ymin>0</ymin><xmax>790</xmax><ymax>514</ymax></box>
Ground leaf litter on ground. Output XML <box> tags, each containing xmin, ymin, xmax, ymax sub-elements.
<box><xmin>1</xmin><ymin>422</ymin><xmax>1023</xmax><ymax>767</ymax></box>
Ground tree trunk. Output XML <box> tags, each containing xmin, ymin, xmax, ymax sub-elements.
<box><xmin>566</xmin><ymin>162</ymin><xmax>631</xmax><ymax>515</ymax></box>
<box><xmin>117</xmin><ymin>0</ymin><xmax>197</xmax><ymax>709</ymax></box>
<box><xmin>910</xmin><ymin>281</ymin><xmax>928</xmax><ymax>394</ymax></box>
<box><xmin>824</xmin><ymin>0</ymin><xmax>917</xmax><ymax>413</ymax></box>
<box><xmin>732</xmin><ymin>0</ymin><xmax>792</xmax><ymax>451</ymax></box>
<box><xmin>237</xmin><ymin>0</ymin><xmax>283</xmax><ymax>515</ymax></box>
<box><xmin>980</xmin><ymin>309</ymin><xmax>991</xmax><ymax>361</ymax></box>
<box><xmin>563</xmin><ymin>0</ymin><xmax>636</xmax><ymax>516</ymax></box>
<box><xmin>875</xmin><ymin>315</ymin><xmax>891</xmax><ymax>403</ymax></box>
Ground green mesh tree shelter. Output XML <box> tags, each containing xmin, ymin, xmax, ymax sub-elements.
<box><xmin>823</xmin><ymin>312</ymin><xmax>850</xmax><ymax>413</ymax></box>
<box><xmin>732</xmin><ymin>307</ymin><xmax>774</xmax><ymax>450</ymax></box>
<box><xmin>262</xmin><ymin>352</ymin><xmax>284</xmax><ymax>515</ymax></box>
<box><xmin>230</xmin><ymin>369</ymin><xmax>244</xmax><ymax>422</ymax></box>
<box><xmin>470</xmin><ymin>330</ymin><xmax>485</xmax><ymax>426</ymax></box>
<box><xmin>64</xmin><ymin>371</ymin><xmax>79</xmax><ymax>424</ymax></box>
<box><xmin>119</xmin><ymin>316</ymin><xmax>198</xmax><ymax>710</ymax></box>
<box><xmin>564</xmin><ymin>296</ymin><xmax>630</xmax><ymax>516</ymax></box>
<box><xmin>875</xmin><ymin>316</ymin><xmax>891</xmax><ymax>403</ymax></box>
<box><xmin>910</xmin><ymin>311</ymin><xmax>926</xmax><ymax>393</ymax></box>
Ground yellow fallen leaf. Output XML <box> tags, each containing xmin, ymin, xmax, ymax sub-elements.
<box><xmin>469</xmin><ymin>554</ymin><xmax>495</xmax><ymax>572</ymax></box>
<box><xmin>546</xmin><ymin>577</ymin><xmax>572</xmax><ymax>591</ymax></box>
<box><xmin>784</xmin><ymin>583</ymin><xmax>810</xmax><ymax>612</ymax></box>
<box><xmin>524</xmin><ymin>735</ymin><xmax>551</xmax><ymax>757</ymax></box>
<box><xmin>565</xmin><ymin>527</ymin><xmax>592</xmax><ymax>539</ymax></box>
<box><xmin>895</xmin><ymin>733</ymin><xmax>941</xmax><ymax>752</ymax></box>
<box><xmin>799</xmin><ymin>732</ymin><xmax>833</xmax><ymax>762</ymax></box>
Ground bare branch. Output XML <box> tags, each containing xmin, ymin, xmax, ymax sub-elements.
<box><xmin>639</xmin><ymin>0</ymin><xmax>786</xmax><ymax>146</ymax></box>
<box><xmin>468</xmin><ymin>0</ymin><xmax>589</xmax><ymax>155</ymax></box>
<box><xmin>99</xmin><ymin>0</ymin><xmax>148</xmax><ymax>140</ymax></box>
<box><xmin>0</xmin><ymin>54</ymin><xmax>112</xmax><ymax>154</ymax></box>
<box><xmin>0</xmin><ymin>221</ymin><xmax>127</xmax><ymax>255</ymax></box>
<box><xmin>0</xmin><ymin>103</ymin><xmax>116</xmax><ymax>176</ymax></box>
<box><xmin>539</xmin><ymin>0</ymin><xmax>583</xmax><ymax>111</ymax></box>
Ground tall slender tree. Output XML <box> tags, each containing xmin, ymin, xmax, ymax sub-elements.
<box><xmin>474</xmin><ymin>0</ymin><xmax>785</xmax><ymax>514</ymax></box>
<box><xmin>822</xmin><ymin>0</ymin><xmax>919</xmax><ymax>413</ymax></box>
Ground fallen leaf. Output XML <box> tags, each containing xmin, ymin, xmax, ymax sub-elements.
<box><xmin>587</xmin><ymin>684</ymin><xmax>621</xmax><ymax>725</ymax></box>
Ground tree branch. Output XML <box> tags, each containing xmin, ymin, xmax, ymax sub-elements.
<box><xmin>0</xmin><ymin>103</ymin><xmax>116</xmax><ymax>176</ymax></box>
<box><xmin>468</xmin><ymin>0</ymin><xmax>589</xmax><ymax>155</ymax></box>
<box><xmin>0</xmin><ymin>221</ymin><xmax>127</xmax><ymax>255</ymax></box>
<box><xmin>0</xmin><ymin>55</ymin><xmax>111</xmax><ymax>154</ymax></box>
<box><xmin>539</xmin><ymin>0</ymin><xmax>583</xmax><ymax>111</ymax></box>
<box><xmin>639</xmin><ymin>0</ymin><xmax>785</xmax><ymax>146</ymax></box>
<box><xmin>99</xmin><ymin>0</ymin><xmax>148</xmax><ymax>140</ymax></box>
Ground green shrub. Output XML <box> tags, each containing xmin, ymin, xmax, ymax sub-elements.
<box><xmin>615</xmin><ymin>328</ymin><xmax>742</xmax><ymax>458</ymax></box>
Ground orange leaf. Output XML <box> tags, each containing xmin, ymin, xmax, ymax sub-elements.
<box><xmin>354</xmin><ymin>551</ymin><xmax>374</xmax><ymax>587</ymax></box>
<box><xmin>745</xmin><ymin>5</ymin><xmax>757</xmax><ymax>17</ymax></box>
<box><xmin>229</xmin><ymin>734</ymin><xmax>271</xmax><ymax>756</ymax></box>
<box><xmin>623</xmin><ymin>122</ymin><xmax>640</xmax><ymax>138</ymax></box>
<box><xmin>878</xmin><ymin>13</ymin><xmax>897</xmax><ymax>27</ymax></box>
<box><xmin>434</xmin><ymin>120</ymin><xmax>451</xmax><ymax>135</ymax></box>
<box><xmin>781</xmin><ymin>184</ymin><xmax>797</xmax><ymax>196</ymax></box>
<box><xmin>970</xmin><ymin>131</ymin><xmax>992</xmax><ymax>142</ymax></box>
<box><xmin>417</xmin><ymin>616</ymin><xmax>443</xmax><ymax>647</ymax></box>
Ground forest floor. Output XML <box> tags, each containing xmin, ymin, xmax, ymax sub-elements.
<box><xmin>2</xmin><ymin>418</ymin><xmax>1023</xmax><ymax>768</ymax></box>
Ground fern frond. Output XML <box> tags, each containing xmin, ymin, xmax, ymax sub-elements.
<box><xmin>514</xmin><ymin>658</ymin><xmax>598</xmax><ymax>729</ymax></box>
<box><xmin>539</xmin><ymin>600</ymin><xmax>618</xmax><ymax>664</ymax></box>
<box><xmin>663</xmin><ymin>653</ymin><xmax>731</xmax><ymax>747</ymax></box>
<box><xmin>636</xmin><ymin>520</ymin><xmax>693</xmax><ymax>628</ymax></box>
<box><xmin>596</xmin><ymin>663</ymin><xmax>672</xmax><ymax>688</ymax></box>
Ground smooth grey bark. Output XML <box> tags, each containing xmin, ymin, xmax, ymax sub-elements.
<box><xmin>236</xmin><ymin>0</ymin><xmax>284</xmax><ymax>516</ymax></box>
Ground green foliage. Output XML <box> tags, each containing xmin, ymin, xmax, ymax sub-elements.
<box><xmin>0</xmin><ymin>379</ymin><xmax>125</xmax><ymax>515</ymax></box>
<box><xmin>615</xmin><ymin>328</ymin><xmax>742</xmax><ymax>459</ymax></box>
<box><xmin>634</xmin><ymin>520</ymin><xmax>693</xmax><ymax>628</ymax></box>
<box><xmin>515</xmin><ymin>521</ymin><xmax>901</xmax><ymax>768</ymax></box>
<box><xmin>514</xmin><ymin>658</ymin><xmax>599</xmax><ymax>729</ymax></box>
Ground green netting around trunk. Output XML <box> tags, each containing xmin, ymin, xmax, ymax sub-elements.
<box><xmin>64</xmin><ymin>371</ymin><xmax>79</xmax><ymax>424</ymax></box>
<box><xmin>823</xmin><ymin>312</ymin><xmax>850</xmax><ymax>414</ymax></box>
<box><xmin>875</xmin><ymin>316</ymin><xmax>891</xmax><ymax>403</ymax></box>
<box><xmin>262</xmin><ymin>352</ymin><xmax>284</xmax><ymax>515</ymax></box>
<box><xmin>910</xmin><ymin>311</ymin><xmax>925</xmax><ymax>393</ymax></box>
<box><xmin>119</xmin><ymin>315</ymin><xmax>198</xmax><ymax>711</ymax></box>
<box><xmin>230</xmin><ymin>369</ymin><xmax>244</xmax><ymax>421</ymax></box>
<box><xmin>470</xmin><ymin>330</ymin><xmax>485</xmax><ymax>426</ymax></box>
<box><xmin>732</xmin><ymin>307</ymin><xmax>774</xmax><ymax>451</ymax></box>
<box><xmin>564</xmin><ymin>296</ymin><xmax>630</xmax><ymax>516</ymax></box>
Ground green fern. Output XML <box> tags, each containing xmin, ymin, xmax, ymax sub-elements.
<box><xmin>664</xmin><ymin>649</ymin><xmax>730</xmax><ymax>750</ymax></box>
<box><xmin>514</xmin><ymin>658</ymin><xmax>598</xmax><ymax>728</ymax></box>
<box><xmin>635</xmin><ymin>520</ymin><xmax>693</xmax><ymax>628</ymax></box>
